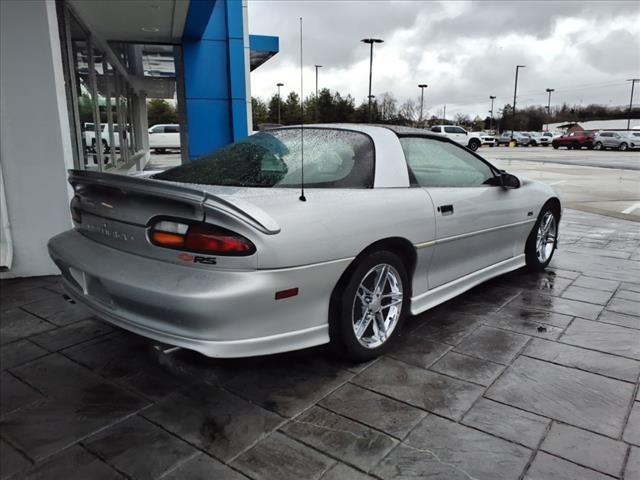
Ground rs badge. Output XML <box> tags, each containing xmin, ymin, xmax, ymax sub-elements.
<box><xmin>178</xmin><ymin>253</ymin><xmax>217</xmax><ymax>265</ymax></box>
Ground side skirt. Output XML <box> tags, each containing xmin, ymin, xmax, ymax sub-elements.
<box><xmin>410</xmin><ymin>255</ymin><xmax>526</xmax><ymax>315</ymax></box>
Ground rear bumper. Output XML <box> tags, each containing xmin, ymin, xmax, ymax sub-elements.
<box><xmin>48</xmin><ymin>230</ymin><xmax>352</xmax><ymax>357</ymax></box>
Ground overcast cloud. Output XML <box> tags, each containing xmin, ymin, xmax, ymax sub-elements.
<box><xmin>248</xmin><ymin>0</ymin><xmax>640</xmax><ymax>118</ymax></box>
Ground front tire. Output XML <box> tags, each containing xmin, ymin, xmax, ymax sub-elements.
<box><xmin>594</xmin><ymin>141</ymin><xmax>603</xmax><ymax>150</ymax></box>
<box><xmin>525</xmin><ymin>205</ymin><xmax>559</xmax><ymax>271</ymax></box>
<box><xmin>530</xmin><ymin>140</ymin><xmax>537</xmax><ymax>147</ymax></box>
<box><xmin>620</xmin><ymin>143</ymin><xmax>628</xmax><ymax>151</ymax></box>
<box><xmin>468</xmin><ymin>139</ymin><xmax>481</xmax><ymax>151</ymax></box>
<box><xmin>330</xmin><ymin>251</ymin><xmax>409</xmax><ymax>361</ymax></box>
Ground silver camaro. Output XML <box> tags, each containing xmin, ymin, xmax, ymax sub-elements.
<box><xmin>48</xmin><ymin>125</ymin><xmax>561</xmax><ymax>361</ymax></box>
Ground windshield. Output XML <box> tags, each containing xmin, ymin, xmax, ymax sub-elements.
<box><xmin>154</xmin><ymin>128</ymin><xmax>375</xmax><ymax>188</ymax></box>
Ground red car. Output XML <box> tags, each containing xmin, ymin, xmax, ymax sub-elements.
<box><xmin>552</xmin><ymin>130</ymin><xmax>595</xmax><ymax>150</ymax></box>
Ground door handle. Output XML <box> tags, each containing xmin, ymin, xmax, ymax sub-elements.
<box><xmin>437</xmin><ymin>204</ymin><xmax>454</xmax><ymax>216</ymax></box>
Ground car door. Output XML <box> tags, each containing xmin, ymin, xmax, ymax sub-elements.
<box><xmin>609</xmin><ymin>133</ymin><xmax>621</xmax><ymax>148</ymax></box>
<box><xmin>148</xmin><ymin>125</ymin><xmax>165</xmax><ymax>148</ymax></box>
<box><xmin>444</xmin><ymin>126</ymin><xmax>466</xmax><ymax>145</ymax></box>
<box><xmin>164</xmin><ymin>125</ymin><xmax>180</xmax><ymax>148</ymax></box>
<box><xmin>400</xmin><ymin>136</ymin><xmax>531</xmax><ymax>289</ymax></box>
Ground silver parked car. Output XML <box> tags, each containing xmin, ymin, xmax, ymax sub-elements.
<box><xmin>526</xmin><ymin>132</ymin><xmax>552</xmax><ymax>147</ymax></box>
<box><xmin>594</xmin><ymin>131</ymin><xmax>640</xmax><ymax>151</ymax></box>
<box><xmin>49</xmin><ymin>125</ymin><xmax>561</xmax><ymax>360</ymax></box>
<box><xmin>496</xmin><ymin>132</ymin><xmax>531</xmax><ymax>146</ymax></box>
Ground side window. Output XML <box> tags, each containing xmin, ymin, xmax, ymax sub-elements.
<box><xmin>430</xmin><ymin>127</ymin><xmax>441</xmax><ymax>133</ymax></box>
<box><xmin>150</xmin><ymin>125</ymin><xmax>165</xmax><ymax>134</ymax></box>
<box><xmin>399</xmin><ymin>137</ymin><xmax>496</xmax><ymax>188</ymax></box>
<box><xmin>165</xmin><ymin>125</ymin><xmax>180</xmax><ymax>133</ymax></box>
<box><xmin>444</xmin><ymin>127</ymin><xmax>459</xmax><ymax>134</ymax></box>
<box><xmin>453</xmin><ymin>127</ymin><xmax>466</xmax><ymax>134</ymax></box>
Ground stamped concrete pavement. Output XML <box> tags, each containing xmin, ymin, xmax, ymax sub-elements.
<box><xmin>1</xmin><ymin>208</ymin><xmax>639</xmax><ymax>480</ymax></box>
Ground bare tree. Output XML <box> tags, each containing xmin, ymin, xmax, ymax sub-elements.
<box><xmin>377</xmin><ymin>92</ymin><xmax>398</xmax><ymax>121</ymax></box>
<box><xmin>399</xmin><ymin>98</ymin><xmax>417</xmax><ymax>123</ymax></box>
<box><xmin>454</xmin><ymin>113</ymin><xmax>471</xmax><ymax>126</ymax></box>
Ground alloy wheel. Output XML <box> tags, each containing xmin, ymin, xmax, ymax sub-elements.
<box><xmin>536</xmin><ymin>211</ymin><xmax>557</xmax><ymax>264</ymax></box>
<box><xmin>352</xmin><ymin>263</ymin><xmax>403</xmax><ymax>349</ymax></box>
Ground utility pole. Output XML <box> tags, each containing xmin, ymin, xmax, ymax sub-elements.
<box><xmin>361</xmin><ymin>38</ymin><xmax>383</xmax><ymax>122</ymax></box>
<box><xmin>418</xmin><ymin>84</ymin><xmax>428</xmax><ymax>125</ymax></box>
<box><xmin>442</xmin><ymin>105</ymin><xmax>446</xmax><ymax>124</ymax></box>
<box><xmin>546</xmin><ymin>88</ymin><xmax>554</xmax><ymax>131</ymax></box>
<box><xmin>489</xmin><ymin>95</ymin><xmax>496</xmax><ymax>132</ymax></box>
<box><xmin>315</xmin><ymin>65</ymin><xmax>322</xmax><ymax>122</ymax></box>
<box><xmin>276</xmin><ymin>82</ymin><xmax>284</xmax><ymax>124</ymax></box>
<box><xmin>511</xmin><ymin>65</ymin><xmax>526</xmax><ymax>142</ymax></box>
<box><xmin>627</xmin><ymin>79</ymin><xmax>639</xmax><ymax>130</ymax></box>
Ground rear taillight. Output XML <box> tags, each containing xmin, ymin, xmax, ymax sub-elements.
<box><xmin>149</xmin><ymin>220</ymin><xmax>256</xmax><ymax>256</ymax></box>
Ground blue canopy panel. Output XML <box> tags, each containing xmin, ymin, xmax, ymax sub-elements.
<box><xmin>249</xmin><ymin>35</ymin><xmax>279</xmax><ymax>71</ymax></box>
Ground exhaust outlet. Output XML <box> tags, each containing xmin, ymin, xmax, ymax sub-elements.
<box><xmin>154</xmin><ymin>343</ymin><xmax>182</xmax><ymax>355</ymax></box>
<box><xmin>62</xmin><ymin>294</ymin><xmax>76</xmax><ymax>304</ymax></box>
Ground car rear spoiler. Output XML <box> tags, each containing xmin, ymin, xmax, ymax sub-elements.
<box><xmin>68</xmin><ymin>170</ymin><xmax>281</xmax><ymax>235</ymax></box>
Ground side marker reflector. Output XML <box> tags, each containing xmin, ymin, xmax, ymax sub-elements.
<box><xmin>275</xmin><ymin>288</ymin><xmax>299</xmax><ymax>300</ymax></box>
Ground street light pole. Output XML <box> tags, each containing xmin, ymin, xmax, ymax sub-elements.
<box><xmin>442</xmin><ymin>105</ymin><xmax>446</xmax><ymax>124</ymax></box>
<box><xmin>489</xmin><ymin>95</ymin><xmax>496</xmax><ymax>132</ymax></box>
<box><xmin>511</xmin><ymin>65</ymin><xmax>526</xmax><ymax>142</ymax></box>
<box><xmin>276</xmin><ymin>82</ymin><xmax>284</xmax><ymax>124</ymax></box>
<box><xmin>315</xmin><ymin>65</ymin><xmax>322</xmax><ymax>122</ymax></box>
<box><xmin>361</xmin><ymin>38</ymin><xmax>383</xmax><ymax>122</ymax></box>
<box><xmin>627</xmin><ymin>79</ymin><xmax>639</xmax><ymax>130</ymax></box>
<box><xmin>418</xmin><ymin>84</ymin><xmax>428</xmax><ymax>125</ymax></box>
<box><xmin>545</xmin><ymin>88</ymin><xmax>554</xmax><ymax>131</ymax></box>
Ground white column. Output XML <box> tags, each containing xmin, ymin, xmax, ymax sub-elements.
<box><xmin>243</xmin><ymin>0</ymin><xmax>253</xmax><ymax>133</ymax></box>
<box><xmin>0</xmin><ymin>0</ymin><xmax>74</xmax><ymax>278</ymax></box>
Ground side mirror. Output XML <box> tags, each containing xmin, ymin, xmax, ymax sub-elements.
<box><xmin>501</xmin><ymin>172</ymin><xmax>520</xmax><ymax>189</ymax></box>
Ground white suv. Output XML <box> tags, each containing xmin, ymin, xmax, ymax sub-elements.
<box><xmin>148</xmin><ymin>124</ymin><xmax>181</xmax><ymax>153</ymax></box>
<box><xmin>429</xmin><ymin>125</ymin><xmax>494</xmax><ymax>151</ymax></box>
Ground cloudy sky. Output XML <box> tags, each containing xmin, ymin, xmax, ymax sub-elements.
<box><xmin>248</xmin><ymin>0</ymin><xmax>640</xmax><ymax>118</ymax></box>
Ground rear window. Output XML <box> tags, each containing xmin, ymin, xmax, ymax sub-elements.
<box><xmin>154</xmin><ymin>128</ymin><xmax>375</xmax><ymax>188</ymax></box>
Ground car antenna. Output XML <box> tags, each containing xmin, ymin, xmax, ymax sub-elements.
<box><xmin>298</xmin><ymin>16</ymin><xmax>306</xmax><ymax>202</ymax></box>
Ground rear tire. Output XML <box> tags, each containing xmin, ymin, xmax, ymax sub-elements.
<box><xmin>552</xmin><ymin>144</ymin><xmax>559</xmax><ymax>149</ymax></box>
<box><xmin>525</xmin><ymin>204</ymin><xmax>559</xmax><ymax>271</ymax></box>
<box><xmin>468</xmin><ymin>139</ymin><xmax>481</xmax><ymax>151</ymax></box>
<box><xmin>330</xmin><ymin>251</ymin><xmax>409</xmax><ymax>362</ymax></box>
<box><xmin>530</xmin><ymin>140</ymin><xmax>537</xmax><ymax>147</ymax></box>
<box><xmin>620</xmin><ymin>143</ymin><xmax>628</xmax><ymax>151</ymax></box>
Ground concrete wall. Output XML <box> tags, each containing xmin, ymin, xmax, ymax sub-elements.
<box><xmin>0</xmin><ymin>0</ymin><xmax>74</xmax><ymax>278</ymax></box>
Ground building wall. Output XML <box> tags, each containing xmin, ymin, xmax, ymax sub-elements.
<box><xmin>182</xmin><ymin>0</ymin><xmax>250</xmax><ymax>160</ymax></box>
<box><xmin>0</xmin><ymin>0</ymin><xmax>74</xmax><ymax>278</ymax></box>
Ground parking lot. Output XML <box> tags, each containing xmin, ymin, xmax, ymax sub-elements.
<box><xmin>484</xmin><ymin>147</ymin><xmax>640</xmax><ymax>221</ymax></box>
<box><xmin>1</xmin><ymin>207</ymin><xmax>639</xmax><ymax>479</ymax></box>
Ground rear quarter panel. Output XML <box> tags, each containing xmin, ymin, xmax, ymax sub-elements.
<box><xmin>205</xmin><ymin>186</ymin><xmax>436</xmax><ymax>297</ymax></box>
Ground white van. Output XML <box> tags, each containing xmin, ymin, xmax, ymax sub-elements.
<box><xmin>148</xmin><ymin>124</ymin><xmax>181</xmax><ymax>153</ymax></box>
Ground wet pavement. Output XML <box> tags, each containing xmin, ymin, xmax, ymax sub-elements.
<box><xmin>1</xmin><ymin>208</ymin><xmax>639</xmax><ymax>480</ymax></box>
